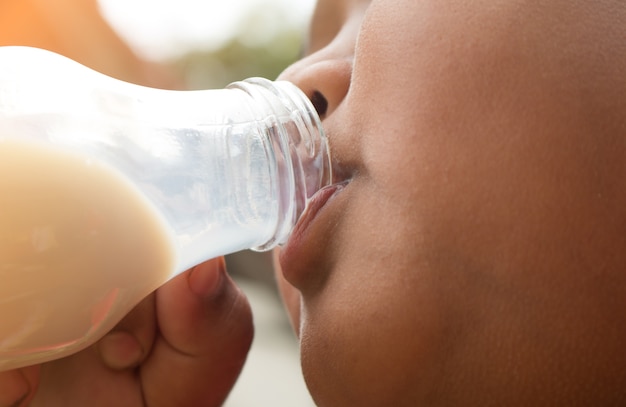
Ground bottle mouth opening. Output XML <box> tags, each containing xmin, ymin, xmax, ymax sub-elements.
<box><xmin>228</xmin><ymin>77</ymin><xmax>333</xmax><ymax>250</ymax></box>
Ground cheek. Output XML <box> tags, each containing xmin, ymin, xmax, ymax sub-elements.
<box><xmin>303</xmin><ymin>0</ymin><xmax>626</xmax><ymax>404</ymax></box>
<box><xmin>296</xmin><ymin>182</ymin><xmax>466</xmax><ymax>405</ymax></box>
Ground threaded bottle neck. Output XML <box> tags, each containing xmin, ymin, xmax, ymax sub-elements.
<box><xmin>227</xmin><ymin>78</ymin><xmax>332</xmax><ymax>249</ymax></box>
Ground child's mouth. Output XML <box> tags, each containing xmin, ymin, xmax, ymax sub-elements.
<box><xmin>278</xmin><ymin>181</ymin><xmax>348</xmax><ymax>287</ymax></box>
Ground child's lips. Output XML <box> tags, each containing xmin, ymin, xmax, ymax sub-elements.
<box><xmin>279</xmin><ymin>182</ymin><xmax>347</xmax><ymax>288</ymax></box>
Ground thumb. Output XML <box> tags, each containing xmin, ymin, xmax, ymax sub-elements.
<box><xmin>141</xmin><ymin>258</ymin><xmax>254</xmax><ymax>407</ymax></box>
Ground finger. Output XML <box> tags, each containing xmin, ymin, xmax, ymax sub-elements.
<box><xmin>31</xmin><ymin>344</ymin><xmax>144</xmax><ymax>406</ymax></box>
<box><xmin>96</xmin><ymin>292</ymin><xmax>157</xmax><ymax>370</ymax></box>
<box><xmin>0</xmin><ymin>366</ymin><xmax>40</xmax><ymax>407</ymax></box>
<box><xmin>141</xmin><ymin>258</ymin><xmax>254</xmax><ymax>407</ymax></box>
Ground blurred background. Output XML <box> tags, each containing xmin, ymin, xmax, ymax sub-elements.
<box><xmin>0</xmin><ymin>0</ymin><xmax>316</xmax><ymax>405</ymax></box>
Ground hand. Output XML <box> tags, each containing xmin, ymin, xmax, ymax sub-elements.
<box><xmin>0</xmin><ymin>258</ymin><xmax>254</xmax><ymax>407</ymax></box>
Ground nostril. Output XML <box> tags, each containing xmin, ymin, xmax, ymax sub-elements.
<box><xmin>310</xmin><ymin>91</ymin><xmax>328</xmax><ymax>119</ymax></box>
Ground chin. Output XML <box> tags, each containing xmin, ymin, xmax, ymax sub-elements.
<box><xmin>272</xmin><ymin>248</ymin><xmax>302</xmax><ymax>335</ymax></box>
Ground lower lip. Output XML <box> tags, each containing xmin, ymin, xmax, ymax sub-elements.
<box><xmin>279</xmin><ymin>182</ymin><xmax>347</xmax><ymax>284</ymax></box>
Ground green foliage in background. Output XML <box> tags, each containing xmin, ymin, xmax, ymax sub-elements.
<box><xmin>172</xmin><ymin>4</ymin><xmax>307</xmax><ymax>89</ymax></box>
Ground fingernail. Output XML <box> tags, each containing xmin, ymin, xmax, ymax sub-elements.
<box><xmin>188</xmin><ymin>257</ymin><xmax>226</xmax><ymax>297</ymax></box>
<box><xmin>97</xmin><ymin>330</ymin><xmax>144</xmax><ymax>370</ymax></box>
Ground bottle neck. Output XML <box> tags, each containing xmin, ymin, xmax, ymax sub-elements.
<box><xmin>229</xmin><ymin>78</ymin><xmax>332</xmax><ymax>249</ymax></box>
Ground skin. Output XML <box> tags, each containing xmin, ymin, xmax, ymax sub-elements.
<box><xmin>1</xmin><ymin>259</ymin><xmax>253</xmax><ymax>407</ymax></box>
<box><xmin>274</xmin><ymin>0</ymin><xmax>626</xmax><ymax>405</ymax></box>
<box><xmin>2</xmin><ymin>0</ymin><xmax>626</xmax><ymax>405</ymax></box>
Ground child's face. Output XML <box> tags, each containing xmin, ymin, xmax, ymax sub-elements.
<box><xmin>275</xmin><ymin>0</ymin><xmax>626</xmax><ymax>405</ymax></box>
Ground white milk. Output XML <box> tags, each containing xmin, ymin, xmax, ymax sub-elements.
<box><xmin>0</xmin><ymin>140</ymin><xmax>176</xmax><ymax>371</ymax></box>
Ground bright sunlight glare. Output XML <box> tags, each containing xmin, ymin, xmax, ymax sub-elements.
<box><xmin>96</xmin><ymin>0</ymin><xmax>316</xmax><ymax>61</ymax></box>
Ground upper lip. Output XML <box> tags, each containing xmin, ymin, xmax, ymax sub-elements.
<box><xmin>279</xmin><ymin>180</ymin><xmax>348</xmax><ymax>289</ymax></box>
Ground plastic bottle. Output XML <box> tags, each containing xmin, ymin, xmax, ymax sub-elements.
<box><xmin>0</xmin><ymin>46</ymin><xmax>331</xmax><ymax>370</ymax></box>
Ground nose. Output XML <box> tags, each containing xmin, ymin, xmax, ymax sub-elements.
<box><xmin>277</xmin><ymin>51</ymin><xmax>352</xmax><ymax>120</ymax></box>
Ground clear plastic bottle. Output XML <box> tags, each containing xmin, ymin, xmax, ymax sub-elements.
<box><xmin>0</xmin><ymin>46</ymin><xmax>332</xmax><ymax>370</ymax></box>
